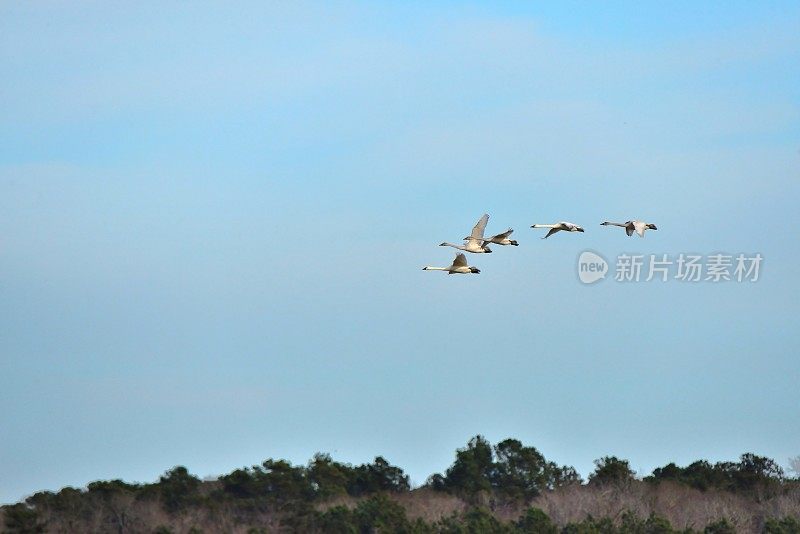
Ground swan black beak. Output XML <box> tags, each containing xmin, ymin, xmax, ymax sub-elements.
<box><xmin>651</xmin><ymin>225</ymin><xmax>658</xmax><ymax>230</ymax></box>
<box><xmin>578</xmin><ymin>228</ymin><xmax>585</xmax><ymax>232</ymax></box>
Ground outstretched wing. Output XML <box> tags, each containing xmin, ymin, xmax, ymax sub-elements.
<box><xmin>489</xmin><ymin>228</ymin><xmax>514</xmax><ymax>240</ymax></box>
<box><xmin>625</xmin><ymin>222</ymin><xmax>635</xmax><ymax>237</ymax></box>
<box><xmin>543</xmin><ymin>227</ymin><xmax>561</xmax><ymax>239</ymax></box>
<box><xmin>633</xmin><ymin>221</ymin><xmax>647</xmax><ymax>237</ymax></box>
<box><xmin>470</xmin><ymin>214</ymin><xmax>489</xmax><ymax>240</ymax></box>
<box><xmin>451</xmin><ymin>253</ymin><xmax>468</xmax><ymax>268</ymax></box>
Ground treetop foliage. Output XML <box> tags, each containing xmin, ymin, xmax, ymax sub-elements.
<box><xmin>647</xmin><ymin>453</ymin><xmax>786</xmax><ymax>495</ymax></box>
<box><xmin>588</xmin><ymin>456</ymin><xmax>636</xmax><ymax>487</ymax></box>
<box><xmin>430</xmin><ymin>436</ymin><xmax>582</xmax><ymax>500</ymax></box>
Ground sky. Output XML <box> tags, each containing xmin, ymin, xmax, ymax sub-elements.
<box><xmin>1</xmin><ymin>1</ymin><xmax>799</xmax><ymax>504</ymax></box>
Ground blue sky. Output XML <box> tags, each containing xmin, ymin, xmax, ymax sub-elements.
<box><xmin>1</xmin><ymin>1</ymin><xmax>799</xmax><ymax>504</ymax></box>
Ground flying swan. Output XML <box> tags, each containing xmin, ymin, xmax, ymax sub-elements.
<box><xmin>475</xmin><ymin>228</ymin><xmax>519</xmax><ymax>246</ymax></box>
<box><xmin>531</xmin><ymin>221</ymin><xmax>585</xmax><ymax>239</ymax></box>
<box><xmin>440</xmin><ymin>213</ymin><xmax>493</xmax><ymax>253</ymax></box>
<box><xmin>423</xmin><ymin>253</ymin><xmax>481</xmax><ymax>274</ymax></box>
<box><xmin>600</xmin><ymin>220</ymin><xmax>657</xmax><ymax>237</ymax></box>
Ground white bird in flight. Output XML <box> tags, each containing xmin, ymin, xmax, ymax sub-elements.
<box><xmin>423</xmin><ymin>253</ymin><xmax>481</xmax><ymax>274</ymax></box>
<box><xmin>440</xmin><ymin>213</ymin><xmax>493</xmax><ymax>253</ymax></box>
<box><xmin>474</xmin><ymin>228</ymin><xmax>519</xmax><ymax>246</ymax></box>
<box><xmin>600</xmin><ymin>220</ymin><xmax>657</xmax><ymax>237</ymax></box>
<box><xmin>531</xmin><ymin>221</ymin><xmax>585</xmax><ymax>239</ymax></box>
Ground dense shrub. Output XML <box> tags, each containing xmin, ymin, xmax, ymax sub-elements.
<box><xmin>515</xmin><ymin>507</ymin><xmax>558</xmax><ymax>534</ymax></box>
<box><xmin>764</xmin><ymin>516</ymin><xmax>800</xmax><ymax>534</ymax></box>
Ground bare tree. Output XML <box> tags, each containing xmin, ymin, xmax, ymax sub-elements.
<box><xmin>789</xmin><ymin>456</ymin><xmax>800</xmax><ymax>478</ymax></box>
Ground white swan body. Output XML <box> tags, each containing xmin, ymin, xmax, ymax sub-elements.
<box><xmin>601</xmin><ymin>220</ymin><xmax>657</xmax><ymax>237</ymax></box>
<box><xmin>439</xmin><ymin>240</ymin><xmax>492</xmax><ymax>253</ymax></box>
<box><xmin>423</xmin><ymin>253</ymin><xmax>480</xmax><ymax>274</ymax></box>
<box><xmin>531</xmin><ymin>221</ymin><xmax>584</xmax><ymax>239</ymax></box>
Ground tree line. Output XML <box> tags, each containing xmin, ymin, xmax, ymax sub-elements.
<box><xmin>2</xmin><ymin>435</ymin><xmax>798</xmax><ymax>533</ymax></box>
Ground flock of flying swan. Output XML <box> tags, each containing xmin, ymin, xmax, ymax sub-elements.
<box><xmin>423</xmin><ymin>214</ymin><xmax>658</xmax><ymax>275</ymax></box>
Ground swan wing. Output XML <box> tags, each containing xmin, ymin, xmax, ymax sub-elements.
<box><xmin>452</xmin><ymin>253</ymin><xmax>468</xmax><ymax>268</ymax></box>
<box><xmin>625</xmin><ymin>223</ymin><xmax>635</xmax><ymax>237</ymax></box>
<box><xmin>633</xmin><ymin>221</ymin><xmax>647</xmax><ymax>237</ymax></box>
<box><xmin>470</xmin><ymin>214</ymin><xmax>489</xmax><ymax>240</ymax></box>
<box><xmin>543</xmin><ymin>227</ymin><xmax>561</xmax><ymax>239</ymax></box>
<box><xmin>489</xmin><ymin>228</ymin><xmax>514</xmax><ymax>240</ymax></box>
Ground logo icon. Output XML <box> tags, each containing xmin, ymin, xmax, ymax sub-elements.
<box><xmin>578</xmin><ymin>251</ymin><xmax>608</xmax><ymax>284</ymax></box>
